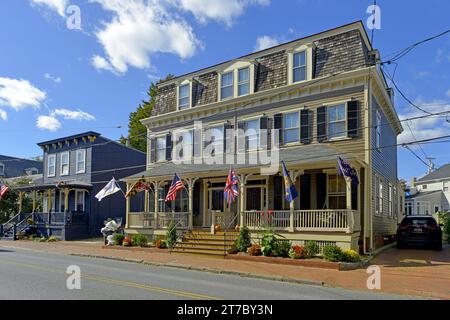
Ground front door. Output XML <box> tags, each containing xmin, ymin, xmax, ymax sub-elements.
<box><xmin>207</xmin><ymin>185</ymin><xmax>237</xmax><ymax>228</ymax></box>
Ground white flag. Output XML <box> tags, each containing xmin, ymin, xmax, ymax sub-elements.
<box><xmin>95</xmin><ymin>178</ymin><xmax>121</xmax><ymax>202</ymax></box>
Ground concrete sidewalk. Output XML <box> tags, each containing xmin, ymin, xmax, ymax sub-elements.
<box><xmin>1</xmin><ymin>240</ymin><xmax>449</xmax><ymax>299</ymax></box>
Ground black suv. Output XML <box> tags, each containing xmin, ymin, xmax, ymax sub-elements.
<box><xmin>396</xmin><ymin>216</ymin><xmax>442</xmax><ymax>251</ymax></box>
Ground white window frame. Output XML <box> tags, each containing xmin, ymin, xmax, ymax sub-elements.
<box><xmin>327</xmin><ymin>174</ymin><xmax>346</xmax><ymax>209</ymax></box>
<box><xmin>292</xmin><ymin>50</ymin><xmax>307</xmax><ymax>83</ymax></box>
<box><xmin>76</xmin><ymin>149</ymin><xmax>86</xmax><ymax>174</ymax></box>
<box><xmin>156</xmin><ymin>136</ymin><xmax>167</xmax><ymax>163</ymax></box>
<box><xmin>416</xmin><ymin>201</ymin><xmax>430</xmax><ymax>215</ymax></box>
<box><xmin>244</xmin><ymin>118</ymin><xmax>260</xmax><ymax>152</ymax></box>
<box><xmin>174</xmin><ymin>130</ymin><xmax>193</xmax><ymax>161</ymax></box>
<box><xmin>287</xmin><ymin>44</ymin><xmax>314</xmax><ymax>85</ymax></box>
<box><xmin>178</xmin><ymin>83</ymin><xmax>191</xmax><ymax>110</ymax></box>
<box><xmin>327</xmin><ymin>103</ymin><xmax>347</xmax><ymax>140</ymax></box>
<box><xmin>205</xmin><ymin>125</ymin><xmax>225</xmax><ymax>156</ymax></box>
<box><xmin>405</xmin><ymin>201</ymin><xmax>413</xmax><ymax>215</ymax></box>
<box><xmin>379</xmin><ymin>179</ymin><xmax>383</xmax><ymax>216</ymax></box>
<box><xmin>444</xmin><ymin>181</ymin><xmax>449</xmax><ymax>192</ymax></box>
<box><xmin>388</xmin><ymin>183</ymin><xmax>393</xmax><ymax>217</ymax></box>
<box><xmin>283</xmin><ymin>111</ymin><xmax>300</xmax><ymax>144</ymax></box>
<box><xmin>74</xmin><ymin>190</ymin><xmax>85</xmax><ymax>212</ymax></box>
<box><xmin>60</xmin><ymin>151</ymin><xmax>70</xmax><ymax>176</ymax></box>
<box><xmin>237</xmin><ymin>67</ymin><xmax>250</xmax><ymax>97</ymax></box>
<box><xmin>376</xmin><ymin>110</ymin><xmax>382</xmax><ymax>150</ymax></box>
<box><xmin>47</xmin><ymin>154</ymin><xmax>56</xmax><ymax>177</ymax></box>
<box><xmin>220</xmin><ymin>71</ymin><xmax>234</xmax><ymax>100</ymax></box>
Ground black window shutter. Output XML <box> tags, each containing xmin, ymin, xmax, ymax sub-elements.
<box><xmin>165</xmin><ymin>134</ymin><xmax>172</xmax><ymax>161</ymax></box>
<box><xmin>224</xmin><ymin>123</ymin><xmax>233</xmax><ymax>154</ymax></box>
<box><xmin>150</xmin><ymin>138</ymin><xmax>156</xmax><ymax>163</ymax></box>
<box><xmin>237</xmin><ymin>122</ymin><xmax>246</xmax><ymax>153</ymax></box>
<box><xmin>347</xmin><ymin>100</ymin><xmax>359</xmax><ymax>138</ymax></box>
<box><xmin>273</xmin><ymin>113</ymin><xmax>283</xmax><ymax>147</ymax></box>
<box><xmin>317</xmin><ymin>106</ymin><xmax>327</xmax><ymax>142</ymax></box>
<box><xmin>260</xmin><ymin>116</ymin><xmax>268</xmax><ymax>150</ymax></box>
<box><xmin>300</xmin><ymin>109</ymin><xmax>311</xmax><ymax>144</ymax></box>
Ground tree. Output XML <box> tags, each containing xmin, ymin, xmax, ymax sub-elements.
<box><xmin>120</xmin><ymin>74</ymin><xmax>174</xmax><ymax>152</ymax></box>
<box><xmin>0</xmin><ymin>178</ymin><xmax>34</xmax><ymax>223</ymax></box>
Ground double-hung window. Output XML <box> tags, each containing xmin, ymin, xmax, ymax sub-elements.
<box><xmin>156</xmin><ymin>137</ymin><xmax>166</xmax><ymax>162</ymax></box>
<box><xmin>405</xmin><ymin>202</ymin><xmax>413</xmax><ymax>215</ymax></box>
<box><xmin>76</xmin><ymin>149</ymin><xmax>86</xmax><ymax>174</ymax></box>
<box><xmin>376</xmin><ymin>110</ymin><xmax>382</xmax><ymax>149</ymax></box>
<box><xmin>221</xmin><ymin>72</ymin><xmax>234</xmax><ymax>100</ymax></box>
<box><xmin>75</xmin><ymin>190</ymin><xmax>85</xmax><ymax>212</ymax></box>
<box><xmin>328</xmin><ymin>175</ymin><xmax>346</xmax><ymax>209</ymax></box>
<box><xmin>328</xmin><ymin>104</ymin><xmax>346</xmax><ymax>139</ymax></box>
<box><xmin>388</xmin><ymin>184</ymin><xmax>393</xmax><ymax>217</ymax></box>
<box><xmin>245</xmin><ymin>119</ymin><xmax>260</xmax><ymax>151</ymax></box>
<box><xmin>207</xmin><ymin>126</ymin><xmax>224</xmax><ymax>156</ymax></box>
<box><xmin>293</xmin><ymin>51</ymin><xmax>307</xmax><ymax>83</ymax></box>
<box><xmin>238</xmin><ymin>68</ymin><xmax>250</xmax><ymax>96</ymax></box>
<box><xmin>0</xmin><ymin>163</ymin><xmax>4</xmax><ymax>176</ymax></box>
<box><xmin>175</xmin><ymin>131</ymin><xmax>193</xmax><ymax>160</ymax></box>
<box><xmin>47</xmin><ymin>154</ymin><xmax>56</xmax><ymax>177</ymax></box>
<box><xmin>179</xmin><ymin>84</ymin><xmax>190</xmax><ymax>110</ymax></box>
<box><xmin>379</xmin><ymin>179</ymin><xmax>384</xmax><ymax>215</ymax></box>
<box><xmin>283</xmin><ymin>112</ymin><xmax>299</xmax><ymax>144</ymax></box>
<box><xmin>60</xmin><ymin>152</ymin><xmax>69</xmax><ymax>176</ymax></box>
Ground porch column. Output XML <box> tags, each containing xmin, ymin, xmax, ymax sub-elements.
<box><xmin>144</xmin><ymin>190</ymin><xmax>150</xmax><ymax>213</ymax></box>
<box><xmin>153</xmin><ymin>181</ymin><xmax>160</xmax><ymax>229</ymax></box>
<box><xmin>186</xmin><ymin>178</ymin><xmax>198</xmax><ymax>230</ymax></box>
<box><xmin>345</xmin><ymin>176</ymin><xmax>353</xmax><ymax>233</ymax></box>
<box><xmin>239</xmin><ymin>174</ymin><xmax>251</xmax><ymax>228</ymax></box>
<box><xmin>32</xmin><ymin>190</ymin><xmax>37</xmax><ymax>213</ymax></box>
<box><xmin>288</xmin><ymin>170</ymin><xmax>302</xmax><ymax>233</ymax></box>
<box><xmin>125</xmin><ymin>183</ymin><xmax>131</xmax><ymax>229</ymax></box>
<box><xmin>18</xmin><ymin>192</ymin><xmax>24</xmax><ymax>214</ymax></box>
<box><xmin>64</xmin><ymin>188</ymin><xmax>69</xmax><ymax>212</ymax></box>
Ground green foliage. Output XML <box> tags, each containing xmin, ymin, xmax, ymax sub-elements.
<box><xmin>443</xmin><ymin>214</ymin><xmax>450</xmax><ymax>242</ymax></box>
<box><xmin>273</xmin><ymin>240</ymin><xmax>292</xmax><ymax>258</ymax></box>
<box><xmin>260</xmin><ymin>232</ymin><xmax>291</xmax><ymax>257</ymax></box>
<box><xmin>132</xmin><ymin>234</ymin><xmax>148</xmax><ymax>247</ymax></box>
<box><xmin>236</xmin><ymin>227</ymin><xmax>252</xmax><ymax>252</ymax></box>
<box><xmin>155</xmin><ymin>239</ymin><xmax>167</xmax><ymax>249</ymax></box>
<box><xmin>166</xmin><ymin>221</ymin><xmax>178</xmax><ymax>248</ymax></box>
<box><xmin>247</xmin><ymin>244</ymin><xmax>261</xmax><ymax>256</ymax></box>
<box><xmin>304</xmin><ymin>241</ymin><xmax>320</xmax><ymax>257</ymax></box>
<box><xmin>47</xmin><ymin>236</ymin><xmax>58</xmax><ymax>242</ymax></box>
<box><xmin>120</xmin><ymin>75</ymin><xmax>174</xmax><ymax>152</ymax></box>
<box><xmin>342</xmin><ymin>249</ymin><xmax>361</xmax><ymax>262</ymax></box>
<box><xmin>113</xmin><ymin>233</ymin><xmax>125</xmax><ymax>246</ymax></box>
<box><xmin>322</xmin><ymin>244</ymin><xmax>344</xmax><ymax>262</ymax></box>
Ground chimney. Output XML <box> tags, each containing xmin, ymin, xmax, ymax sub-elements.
<box><xmin>410</xmin><ymin>177</ymin><xmax>417</xmax><ymax>188</ymax></box>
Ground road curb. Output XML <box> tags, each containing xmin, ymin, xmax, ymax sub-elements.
<box><xmin>69</xmin><ymin>253</ymin><xmax>325</xmax><ymax>287</ymax></box>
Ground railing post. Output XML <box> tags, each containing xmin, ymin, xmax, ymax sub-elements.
<box><xmin>125</xmin><ymin>183</ymin><xmax>131</xmax><ymax>229</ymax></box>
<box><xmin>188</xmin><ymin>180</ymin><xmax>194</xmax><ymax>230</ymax></box>
<box><xmin>154</xmin><ymin>182</ymin><xmax>159</xmax><ymax>229</ymax></box>
<box><xmin>289</xmin><ymin>201</ymin><xmax>295</xmax><ymax>233</ymax></box>
<box><xmin>12</xmin><ymin>224</ymin><xmax>17</xmax><ymax>240</ymax></box>
<box><xmin>211</xmin><ymin>212</ymin><xmax>216</xmax><ymax>235</ymax></box>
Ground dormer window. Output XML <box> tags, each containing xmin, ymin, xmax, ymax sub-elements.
<box><xmin>220</xmin><ymin>72</ymin><xmax>234</xmax><ymax>100</ymax></box>
<box><xmin>238</xmin><ymin>67</ymin><xmax>250</xmax><ymax>96</ymax></box>
<box><xmin>178</xmin><ymin>84</ymin><xmax>190</xmax><ymax>110</ymax></box>
<box><xmin>293</xmin><ymin>51</ymin><xmax>307</xmax><ymax>83</ymax></box>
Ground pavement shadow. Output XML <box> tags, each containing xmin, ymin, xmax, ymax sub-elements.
<box><xmin>0</xmin><ymin>249</ymin><xmax>15</xmax><ymax>253</ymax></box>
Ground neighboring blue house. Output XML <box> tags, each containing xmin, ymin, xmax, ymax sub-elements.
<box><xmin>1</xmin><ymin>131</ymin><xmax>146</xmax><ymax>240</ymax></box>
<box><xmin>0</xmin><ymin>155</ymin><xmax>42</xmax><ymax>179</ymax></box>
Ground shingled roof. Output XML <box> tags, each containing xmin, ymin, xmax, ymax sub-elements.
<box><xmin>418</xmin><ymin>164</ymin><xmax>450</xmax><ymax>182</ymax></box>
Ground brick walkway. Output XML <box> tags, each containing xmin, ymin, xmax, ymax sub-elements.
<box><xmin>1</xmin><ymin>240</ymin><xmax>449</xmax><ymax>299</ymax></box>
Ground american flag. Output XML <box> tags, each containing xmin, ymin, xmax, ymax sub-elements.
<box><xmin>0</xmin><ymin>182</ymin><xmax>9</xmax><ymax>200</ymax></box>
<box><xmin>224</xmin><ymin>169</ymin><xmax>239</xmax><ymax>205</ymax></box>
<box><xmin>165</xmin><ymin>174</ymin><xmax>185</xmax><ymax>202</ymax></box>
<box><xmin>337</xmin><ymin>156</ymin><xmax>359</xmax><ymax>186</ymax></box>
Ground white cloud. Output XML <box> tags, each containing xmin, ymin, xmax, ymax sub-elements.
<box><xmin>176</xmin><ymin>0</ymin><xmax>270</xmax><ymax>26</ymax></box>
<box><xmin>91</xmin><ymin>0</ymin><xmax>200</xmax><ymax>74</ymax></box>
<box><xmin>44</xmin><ymin>73</ymin><xmax>62</xmax><ymax>83</ymax></box>
<box><xmin>31</xmin><ymin>0</ymin><xmax>69</xmax><ymax>17</ymax></box>
<box><xmin>254</xmin><ymin>35</ymin><xmax>279</xmax><ymax>51</ymax></box>
<box><xmin>0</xmin><ymin>109</ymin><xmax>7</xmax><ymax>121</ymax></box>
<box><xmin>36</xmin><ymin>115</ymin><xmax>62</xmax><ymax>132</ymax></box>
<box><xmin>397</xmin><ymin>98</ymin><xmax>450</xmax><ymax>144</ymax></box>
<box><xmin>0</xmin><ymin>77</ymin><xmax>46</xmax><ymax>110</ymax></box>
<box><xmin>51</xmin><ymin>108</ymin><xmax>95</xmax><ymax>121</ymax></box>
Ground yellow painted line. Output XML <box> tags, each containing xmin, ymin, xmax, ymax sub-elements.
<box><xmin>0</xmin><ymin>259</ymin><xmax>221</xmax><ymax>300</ymax></box>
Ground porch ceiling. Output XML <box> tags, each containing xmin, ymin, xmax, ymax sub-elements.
<box><xmin>123</xmin><ymin>144</ymin><xmax>359</xmax><ymax>181</ymax></box>
<box><xmin>16</xmin><ymin>180</ymin><xmax>93</xmax><ymax>192</ymax></box>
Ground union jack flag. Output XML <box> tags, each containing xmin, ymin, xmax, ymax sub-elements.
<box><xmin>165</xmin><ymin>174</ymin><xmax>185</xmax><ymax>202</ymax></box>
<box><xmin>224</xmin><ymin>169</ymin><xmax>239</xmax><ymax>205</ymax></box>
<box><xmin>0</xmin><ymin>182</ymin><xmax>9</xmax><ymax>200</ymax></box>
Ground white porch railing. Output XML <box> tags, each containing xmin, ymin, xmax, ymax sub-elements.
<box><xmin>157</xmin><ymin>212</ymin><xmax>189</xmax><ymax>229</ymax></box>
<box><xmin>244</xmin><ymin>210</ymin><xmax>361</xmax><ymax>233</ymax></box>
<box><xmin>128</xmin><ymin>212</ymin><xmax>155</xmax><ymax>229</ymax></box>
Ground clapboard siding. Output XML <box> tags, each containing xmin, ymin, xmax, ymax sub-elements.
<box><xmin>371</xmin><ymin>96</ymin><xmax>398</xmax><ymax>236</ymax></box>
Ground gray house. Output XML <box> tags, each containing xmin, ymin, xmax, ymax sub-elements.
<box><xmin>1</xmin><ymin>131</ymin><xmax>146</xmax><ymax>240</ymax></box>
<box><xmin>0</xmin><ymin>155</ymin><xmax>42</xmax><ymax>179</ymax></box>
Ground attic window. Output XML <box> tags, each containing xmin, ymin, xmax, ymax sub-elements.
<box><xmin>293</xmin><ymin>51</ymin><xmax>307</xmax><ymax>83</ymax></box>
<box><xmin>179</xmin><ymin>84</ymin><xmax>190</xmax><ymax>110</ymax></box>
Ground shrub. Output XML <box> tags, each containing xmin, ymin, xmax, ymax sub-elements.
<box><xmin>155</xmin><ymin>239</ymin><xmax>167</xmax><ymax>249</ymax></box>
<box><xmin>132</xmin><ymin>234</ymin><xmax>148</xmax><ymax>247</ymax></box>
<box><xmin>322</xmin><ymin>244</ymin><xmax>344</xmax><ymax>262</ymax></box>
<box><xmin>342</xmin><ymin>249</ymin><xmax>361</xmax><ymax>262</ymax></box>
<box><xmin>288</xmin><ymin>245</ymin><xmax>305</xmax><ymax>259</ymax></box>
<box><xmin>113</xmin><ymin>233</ymin><xmax>125</xmax><ymax>246</ymax></box>
<box><xmin>47</xmin><ymin>236</ymin><xmax>58</xmax><ymax>242</ymax></box>
<box><xmin>236</xmin><ymin>227</ymin><xmax>252</xmax><ymax>252</ymax></box>
<box><xmin>38</xmin><ymin>237</ymin><xmax>47</xmax><ymax>243</ymax></box>
<box><xmin>261</xmin><ymin>232</ymin><xmax>277</xmax><ymax>256</ymax></box>
<box><xmin>304</xmin><ymin>241</ymin><xmax>320</xmax><ymax>257</ymax></box>
<box><xmin>166</xmin><ymin>222</ymin><xmax>177</xmax><ymax>248</ymax></box>
<box><xmin>443</xmin><ymin>215</ymin><xmax>450</xmax><ymax>243</ymax></box>
<box><xmin>274</xmin><ymin>240</ymin><xmax>292</xmax><ymax>258</ymax></box>
<box><xmin>247</xmin><ymin>244</ymin><xmax>261</xmax><ymax>256</ymax></box>
<box><xmin>122</xmin><ymin>235</ymin><xmax>133</xmax><ymax>247</ymax></box>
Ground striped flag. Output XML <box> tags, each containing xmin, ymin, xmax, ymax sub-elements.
<box><xmin>125</xmin><ymin>178</ymin><xmax>153</xmax><ymax>198</ymax></box>
<box><xmin>224</xmin><ymin>169</ymin><xmax>239</xmax><ymax>205</ymax></box>
<box><xmin>165</xmin><ymin>174</ymin><xmax>185</xmax><ymax>202</ymax></box>
<box><xmin>0</xmin><ymin>182</ymin><xmax>9</xmax><ymax>200</ymax></box>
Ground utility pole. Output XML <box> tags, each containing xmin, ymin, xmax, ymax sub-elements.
<box><xmin>426</xmin><ymin>157</ymin><xmax>436</xmax><ymax>174</ymax></box>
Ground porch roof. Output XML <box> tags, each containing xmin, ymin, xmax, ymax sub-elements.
<box><xmin>123</xmin><ymin>144</ymin><xmax>359</xmax><ymax>181</ymax></box>
<box><xmin>16</xmin><ymin>179</ymin><xmax>93</xmax><ymax>192</ymax></box>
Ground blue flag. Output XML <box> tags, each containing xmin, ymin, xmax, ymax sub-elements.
<box><xmin>281</xmin><ymin>161</ymin><xmax>298</xmax><ymax>202</ymax></box>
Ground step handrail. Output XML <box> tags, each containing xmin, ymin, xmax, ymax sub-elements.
<box><xmin>222</xmin><ymin>212</ymin><xmax>240</xmax><ymax>256</ymax></box>
<box><xmin>167</xmin><ymin>219</ymin><xmax>186</xmax><ymax>253</ymax></box>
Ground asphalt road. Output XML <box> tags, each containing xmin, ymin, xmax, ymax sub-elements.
<box><xmin>0</xmin><ymin>247</ymin><xmax>411</xmax><ymax>300</ymax></box>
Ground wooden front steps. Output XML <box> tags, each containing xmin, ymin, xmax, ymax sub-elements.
<box><xmin>171</xmin><ymin>229</ymin><xmax>239</xmax><ymax>257</ymax></box>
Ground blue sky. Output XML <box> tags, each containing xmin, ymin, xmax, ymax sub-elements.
<box><xmin>0</xmin><ymin>0</ymin><xmax>449</xmax><ymax>182</ymax></box>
